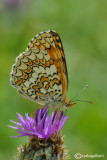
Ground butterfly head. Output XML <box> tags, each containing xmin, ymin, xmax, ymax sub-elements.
<box><xmin>64</xmin><ymin>97</ymin><xmax>76</xmax><ymax>108</ymax></box>
<box><xmin>66</xmin><ymin>101</ymin><xmax>76</xmax><ymax>108</ymax></box>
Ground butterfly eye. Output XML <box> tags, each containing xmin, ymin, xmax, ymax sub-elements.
<box><xmin>66</xmin><ymin>101</ymin><xmax>76</xmax><ymax>108</ymax></box>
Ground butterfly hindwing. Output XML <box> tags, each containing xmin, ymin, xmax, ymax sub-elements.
<box><xmin>10</xmin><ymin>48</ymin><xmax>63</xmax><ymax>107</ymax></box>
<box><xmin>10</xmin><ymin>30</ymin><xmax>68</xmax><ymax>108</ymax></box>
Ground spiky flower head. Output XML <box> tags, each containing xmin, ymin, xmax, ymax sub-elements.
<box><xmin>8</xmin><ymin>107</ymin><xmax>69</xmax><ymax>159</ymax></box>
<box><xmin>8</xmin><ymin>107</ymin><xmax>68</xmax><ymax>140</ymax></box>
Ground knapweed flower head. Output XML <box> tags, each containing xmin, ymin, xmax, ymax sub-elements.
<box><xmin>8</xmin><ymin>107</ymin><xmax>68</xmax><ymax>140</ymax></box>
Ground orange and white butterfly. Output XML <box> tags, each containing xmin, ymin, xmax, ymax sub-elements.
<box><xmin>10</xmin><ymin>30</ymin><xmax>75</xmax><ymax>109</ymax></box>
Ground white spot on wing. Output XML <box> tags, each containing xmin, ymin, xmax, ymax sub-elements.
<box><xmin>27</xmin><ymin>88</ymin><xmax>34</xmax><ymax>94</ymax></box>
<box><xmin>50</xmin><ymin>64</ymin><xmax>57</xmax><ymax>75</ymax></box>
<box><xmin>40</xmin><ymin>88</ymin><xmax>47</xmax><ymax>94</ymax></box>
<box><xmin>47</xmin><ymin>87</ymin><xmax>53</xmax><ymax>92</ymax></box>
<box><xmin>33</xmin><ymin>67</ymin><xmax>40</xmax><ymax>74</ymax></box>
<box><xmin>32</xmin><ymin>72</ymin><xmax>38</xmax><ymax>80</ymax></box>
<box><xmin>36</xmin><ymin>50</ymin><xmax>43</xmax><ymax>59</ymax></box>
<box><xmin>39</xmin><ymin>66</ymin><xmax>45</xmax><ymax>73</ymax></box>
<box><xmin>53</xmin><ymin>84</ymin><xmax>58</xmax><ymax>91</ymax></box>
<box><xmin>29</xmin><ymin>77</ymin><xmax>36</xmax><ymax>83</ymax></box>
<box><xmin>27</xmin><ymin>51</ymin><xmax>36</xmax><ymax>60</ymax></box>
<box><xmin>44</xmin><ymin>54</ymin><xmax>50</xmax><ymax>61</ymax></box>
<box><xmin>24</xmin><ymin>80</ymin><xmax>31</xmax><ymax>88</ymax></box>
<box><xmin>46</xmin><ymin>67</ymin><xmax>50</xmax><ymax>75</ymax></box>
<box><xmin>18</xmin><ymin>62</ymin><xmax>27</xmax><ymax>70</ymax></box>
<box><xmin>14</xmin><ymin>68</ymin><xmax>22</xmax><ymax>76</ymax></box>
<box><xmin>21</xmin><ymin>56</ymin><xmax>29</xmax><ymax>63</ymax></box>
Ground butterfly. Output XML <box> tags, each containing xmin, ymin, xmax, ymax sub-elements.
<box><xmin>10</xmin><ymin>30</ymin><xmax>75</xmax><ymax>109</ymax></box>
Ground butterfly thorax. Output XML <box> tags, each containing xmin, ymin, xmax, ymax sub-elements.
<box><xmin>46</xmin><ymin>97</ymin><xmax>75</xmax><ymax>109</ymax></box>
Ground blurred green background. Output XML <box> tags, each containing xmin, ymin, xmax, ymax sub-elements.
<box><xmin>0</xmin><ymin>0</ymin><xmax>107</xmax><ymax>159</ymax></box>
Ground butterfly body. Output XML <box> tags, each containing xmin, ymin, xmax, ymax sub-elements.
<box><xmin>10</xmin><ymin>30</ymin><xmax>75</xmax><ymax>109</ymax></box>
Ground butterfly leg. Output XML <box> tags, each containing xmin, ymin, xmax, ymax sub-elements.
<box><xmin>33</xmin><ymin>103</ymin><xmax>39</xmax><ymax>116</ymax></box>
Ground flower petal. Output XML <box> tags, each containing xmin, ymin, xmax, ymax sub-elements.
<box><xmin>8</xmin><ymin>107</ymin><xmax>68</xmax><ymax>140</ymax></box>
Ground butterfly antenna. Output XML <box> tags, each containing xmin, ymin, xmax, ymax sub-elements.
<box><xmin>64</xmin><ymin>85</ymin><xmax>93</xmax><ymax>115</ymax></box>
<box><xmin>74</xmin><ymin>99</ymin><xmax>93</xmax><ymax>104</ymax></box>
<box><xmin>71</xmin><ymin>84</ymin><xmax>88</xmax><ymax>101</ymax></box>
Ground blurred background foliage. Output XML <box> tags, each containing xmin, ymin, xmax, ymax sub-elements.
<box><xmin>0</xmin><ymin>0</ymin><xmax>107</xmax><ymax>159</ymax></box>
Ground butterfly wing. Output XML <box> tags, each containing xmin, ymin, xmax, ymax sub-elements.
<box><xmin>10</xmin><ymin>30</ymin><xmax>68</xmax><ymax>108</ymax></box>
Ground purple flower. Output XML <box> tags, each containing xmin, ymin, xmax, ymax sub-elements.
<box><xmin>8</xmin><ymin>107</ymin><xmax>68</xmax><ymax>140</ymax></box>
